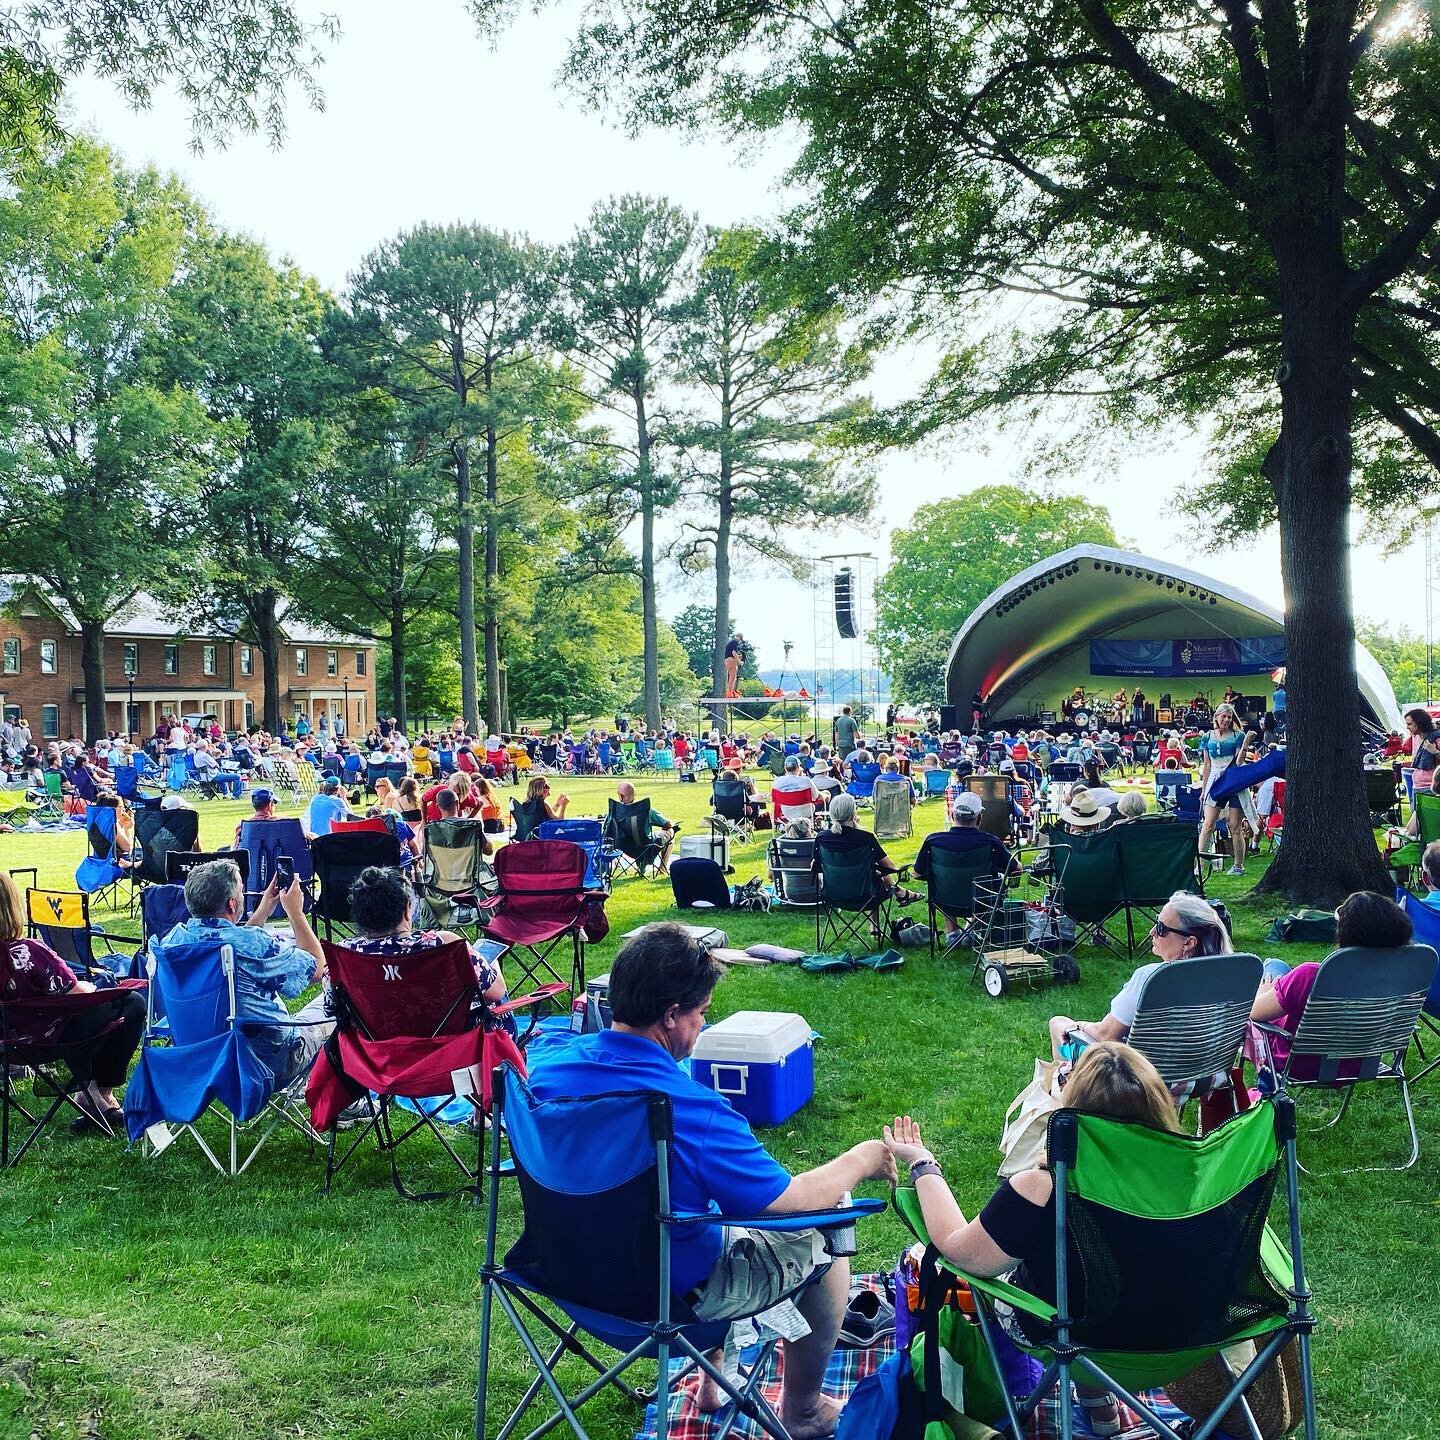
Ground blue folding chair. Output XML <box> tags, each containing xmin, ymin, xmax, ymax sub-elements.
<box><xmin>846</xmin><ymin>760</ymin><xmax>880</xmax><ymax>801</ymax></box>
<box><xmin>1393</xmin><ymin>887</ymin><xmax>1440</xmax><ymax>1084</ymax></box>
<box><xmin>921</xmin><ymin>767</ymin><xmax>951</xmax><ymax>800</ymax></box>
<box><xmin>75</xmin><ymin>803</ymin><xmax>128</xmax><ymax>907</ymax></box>
<box><xmin>1153</xmin><ymin>771</ymin><xmax>1195</xmax><ymax>810</ymax></box>
<box><xmin>236</xmin><ymin>817</ymin><xmax>315</xmax><ymax>915</ymax></box>
<box><xmin>476</xmin><ymin>1066</ymin><xmax>885</xmax><ymax>1440</ymax></box>
<box><xmin>536</xmin><ymin>818</ymin><xmax>612</xmax><ymax>891</ymax></box>
<box><xmin>123</xmin><ymin>936</ymin><xmax>323</xmax><ymax>1174</ymax></box>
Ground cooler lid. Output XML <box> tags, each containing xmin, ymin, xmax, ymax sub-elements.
<box><xmin>691</xmin><ymin>1010</ymin><xmax>812</xmax><ymax>1064</ymax></box>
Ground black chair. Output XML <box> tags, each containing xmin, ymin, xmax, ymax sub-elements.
<box><xmin>767</xmin><ymin>836</ymin><xmax>818</xmax><ymax>906</ymax></box>
<box><xmin>604</xmin><ymin>797</ymin><xmax>665</xmax><ymax>878</ymax></box>
<box><xmin>813</xmin><ymin>839</ymin><xmax>893</xmax><ymax>952</ymax></box>
<box><xmin>918</xmin><ymin>843</ymin><xmax>1005</xmax><ymax>958</ymax></box>
<box><xmin>311</xmin><ymin>830</ymin><xmax>404</xmax><ymax>940</ymax></box>
<box><xmin>710</xmin><ymin>779</ymin><xmax>754</xmax><ymax>843</ymax></box>
<box><xmin>669</xmin><ymin>857</ymin><xmax>731</xmax><ymax>909</ymax></box>
<box><xmin>510</xmin><ymin>795</ymin><xmax>548</xmax><ymax>843</ymax></box>
<box><xmin>129</xmin><ymin>805</ymin><xmax>202</xmax><ymax>906</ymax></box>
<box><xmin>165</xmin><ymin>848</ymin><xmax>251</xmax><ymax>888</ymax></box>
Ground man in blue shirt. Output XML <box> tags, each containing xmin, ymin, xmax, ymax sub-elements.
<box><xmin>913</xmin><ymin>792</ymin><xmax>1015</xmax><ymax>948</ymax></box>
<box><xmin>162</xmin><ymin>858</ymin><xmax>330</xmax><ymax>1086</ymax></box>
<box><xmin>303</xmin><ymin>774</ymin><xmax>350</xmax><ymax>840</ymax></box>
<box><xmin>528</xmin><ymin>924</ymin><xmax>894</xmax><ymax>1439</ymax></box>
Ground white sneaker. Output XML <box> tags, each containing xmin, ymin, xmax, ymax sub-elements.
<box><xmin>1227</xmin><ymin>864</ymin><xmax>1246</xmax><ymax>876</ymax></box>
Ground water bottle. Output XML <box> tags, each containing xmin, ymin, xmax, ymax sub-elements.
<box><xmin>829</xmin><ymin>1191</ymin><xmax>857</xmax><ymax>1257</ymax></box>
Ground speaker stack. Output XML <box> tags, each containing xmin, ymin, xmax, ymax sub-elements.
<box><xmin>833</xmin><ymin>568</ymin><xmax>858</xmax><ymax>639</ymax></box>
<box><xmin>938</xmin><ymin>704</ymin><xmax>959</xmax><ymax>732</ymax></box>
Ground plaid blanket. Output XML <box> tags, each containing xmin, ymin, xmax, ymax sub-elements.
<box><xmin>636</xmin><ymin>1275</ymin><xmax>1192</xmax><ymax>1440</ymax></box>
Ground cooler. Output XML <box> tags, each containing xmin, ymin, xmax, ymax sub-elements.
<box><xmin>680</xmin><ymin>824</ymin><xmax>730</xmax><ymax>870</ymax></box>
<box><xmin>690</xmin><ymin>1011</ymin><xmax>814</xmax><ymax>1126</ymax></box>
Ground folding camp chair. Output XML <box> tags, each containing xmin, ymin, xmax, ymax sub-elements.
<box><xmin>710</xmin><ymin>779</ymin><xmax>754</xmax><ymax>844</ymax></box>
<box><xmin>668</xmin><ymin>857</ymin><xmax>731</xmax><ymax>909</ymax></box>
<box><xmin>768</xmin><ymin>835</ymin><xmax>819</xmax><ymax>905</ymax></box>
<box><xmin>2</xmin><ymin>983</ymin><xmax>147</xmax><ymax>1167</ymax></box>
<box><xmin>1388</xmin><ymin>789</ymin><xmax>1440</xmax><ymax>879</ymax></box>
<box><xmin>1126</xmin><ymin>952</ymin><xmax>1263</xmax><ymax>1124</ymax></box>
<box><xmin>1129</xmin><ymin>739</ymin><xmax>1153</xmax><ymax>770</ymax></box>
<box><xmin>475</xmin><ymin>1065</ymin><xmax>886</xmax><ymax>1440</ymax></box>
<box><xmin>813</xmin><ymin>839</ymin><xmax>896</xmax><ymax>952</ymax></box>
<box><xmin>1153</xmin><ymin>770</ymin><xmax>1195</xmax><ymax>811</ymax></box>
<box><xmin>480</xmin><ymin>840</ymin><xmax>594</xmax><ymax>1005</ymax></box>
<box><xmin>311</xmin><ymin>830</ymin><xmax>404</xmax><ymax>940</ymax></box>
<box><xmin>75</xmin><ymin>802</ymin><xmax>130</xmax><ymax>908</ymax></box>
<box><xmin>917</xmin><ymin>843</ymin><xmax>1005</xmax><ymax>959</ymax></box>
<box><xmin>919</xmin><ymin>767</ymin><xmax>951</xmax><ymax>801</ymax></box>
<box><xmin>536</xmin><ymin>817</ymin><xmax>612</xmax><ymax>891</ymax></box>
<box><xmin>236</xmin><ymin>817</ymin><xmax>315</xmax><ymax>916</ymax></box>
<box><xmin>1254</xmin><ymin>942</ymin><xmax>1436</xmax><ymax>1172</ymax></box>
<box><xmin>165</xmin><ymin>849</ymin><xmax>251</xmax><ymax>892</ymax></box>
<box><xmin>421</xmin><ymin>818</ymin><xmax>495</xmax><ymax>934</ymax></box>
<box><xmin>25</xmin><ymin>887</ymin><xmax>131</xmax><ymax>981</ymax></box>
<box><xmin>1117</xmin><ymin>818</ymin><xmax>1204</xmax><ymax>952</ymax></box>
<box><xmin>872</xmin><ymin>777</ymin><xmax>913</xmax><ymax>839</ymax></box>
<box><xmin>846</xmin><ymin>760</ymin><xmax>880</xmax><ymax>801</ymax></box>
<box><xmin>128</xmin><ymin>803</ymin><xmax>201</xmax><ymax>910</ymax></box>
<box><xmin>1041</xmin><ymin>824</ymin><xmax>1130</xmax><ymax>958</ymax></box>
<box><xmin>895</xmin><ymin>1098</ymin><xmax>1318</xmax><ymax>1440</ymax></box>
<box><xmin>309</xmin><ymin>939</ymin><xmax>555</xmax><ymax>1200</ymax></box>
<box><xmin>1365</xmin><ymin>766</ymin><xmax>1401</xmax><ymax>826</ymax></box>
<box><xmin>510</xmin><ymin>794</ymin><xmax>548</xmax><ymax>842</ymax></box>
<box><xmin>963</xmin><ymin>774</ymin><xmax>1014</xmax><ymax>843</ymax></box>
<box><xmin>1393</xmin><ymin>886</ymin><xmax>1440</xmax><ymax>1084</ymax></box>
<box><xmin>603</xmin><ymin>798</ymin><xmax>664</xmax><ymax>878</ymax></box>
<box><xmin>123</xmin><ymin>938</ymin><xmax>325</xmax><ymax>1175</ymax></box>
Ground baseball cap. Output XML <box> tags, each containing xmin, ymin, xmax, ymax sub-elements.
<box><xmin>321</xmin><ymin>775</ymin><xmax>341</xmax><ymax>791</ymax></box>
<box><xmin>251</xmin><ymin>787</ymin><xmax>274</xmax><ymax>808</ymax></box>
<box><xmin>952</xmin><ymin>791</ymin><xmax>983</xmax><ymax>816</ymax></box>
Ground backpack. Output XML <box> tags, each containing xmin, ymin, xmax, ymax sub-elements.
<box><xmin>1264</xmin><ymin>909</ymin><xmax>1336</xmax><ymax>944</ymax></box>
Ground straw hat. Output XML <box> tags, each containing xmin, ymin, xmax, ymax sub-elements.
<box><xmin>1059</xmin><ymin>791</ymin><xmax>1112</xmax><ymax>828</ymax></box>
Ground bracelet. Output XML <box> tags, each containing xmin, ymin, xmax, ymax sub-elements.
<box><xmin>910</xmin><ymin>1160</ymin><xmax>943</xmax><ymax>1181</ymax></box>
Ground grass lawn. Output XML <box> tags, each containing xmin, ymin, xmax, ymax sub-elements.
<box><xmin>0</xmin><ymin>776</ymin><xmax>1436</xmax><ymax>1439</ymax></box>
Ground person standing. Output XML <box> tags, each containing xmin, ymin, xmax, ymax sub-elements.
<box><xmin>832</xmin><ymin>705</ymin><xmax>860</xmax><ymax>759</ymax></box>
<box><xmin>1196</xmin><ymin>703</ymin><xmax>1250</xmax><ymax>876</ymax></box>
<box><xmin>723</xmin><ymin>632</ymin><xmax>748</xmax><ymax>699</ymax></box>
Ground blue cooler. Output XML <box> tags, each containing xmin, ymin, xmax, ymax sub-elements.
<box><xmin>690</xmin><ymin>1011</ymin><xmax>814</xmax><ymax>1126</ymax></box>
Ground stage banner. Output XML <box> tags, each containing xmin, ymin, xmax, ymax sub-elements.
<box><xmin>1089</xmin><ymin>635</ymin><xmax>1284</xmax><ymax>677</ymax></box>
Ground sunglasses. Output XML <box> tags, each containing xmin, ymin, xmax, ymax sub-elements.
<box><xmin>1150</xmin><ymin>919</ymin><xmax>1198</xmax><ymax>940</ymax></box>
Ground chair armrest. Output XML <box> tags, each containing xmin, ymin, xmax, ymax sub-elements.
<box><xmin>490</xmin><ymin>982</ymin><xmax>568</xmax><ymax>1017</ymax></box>
<box><xmin>1253</xmin><ymin>1021</ymin><xmax>1290</xmax><ymax>1039</ymax></box>
<box><xmin>664</xmin><ymin>1198</ymin><xmax>888</xmax><ymax>1231</ymax></box>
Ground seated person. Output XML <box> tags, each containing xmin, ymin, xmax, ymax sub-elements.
<box><xmin>771</xmin><ymin>755</ymin><xmax>819</xmax><ymax>825</ymax></box>
<box><xmin>411</xmin><ymin>738</ymin><xmax>434</xmax><ymax>780</ymax></box>
<box><xmin>614</xmin><ymin>780</ymin><xmax>677</xmax><ymax>872</ymax></box>
<box><xmin>162</xmin><ymin>859</ymin><xmax>331</xmax><ymax>1087</ymax></box>
<box><xmin>234</xmin><ymin>785</ymin><xmax>281</xmax><ymax>848</ymax></box>
<box><xmin>527</xmin><ymin>924</ymin><xmax>896</xmax><ymax>1438</ymax></box>
<box><xmin>345</xmin><ymin>865</ymin><xmax>505</xmax><ymax>1005</ymax></box>
<box><xmin>873</xmin><ymin>755</ymin><xmax>914</xmax><ymax>802</ymax></box>
<box><xmin>1420</xmin><ymin>841</ymin><xmax>1440</xmax><ymax>908</ymax></box>
<box><xmin>1079</xmin><ymin>759</ymin><xmax>1123</xmax><ymax>812</ymax></box>
<box><xmin>913</xmin><ymin>792</ymin><xmax>1013</xmax><ymax>949</ymax></box>
<box><xmin>365</xmin><ymin>804</ymin><xmax>420</xmax><ymax>863</ymax></box>
<box><xmin>715</xmin><ymin>767</ymin><xmax>763</xmax><ymax>821</ymax></box>
<box><xmin>524</xmin><ymin>774</ymin><xmax>569</xmax><ymax>822</ymax></box>
<box><xmin>883</xmin><ymin>1042</ymin><xmax>1180</xmax><ymax>1434</ymax></box>
<box><xmin>1048</xmin><ymin>892</ymin><xmax>1231</xmax><ymax>1062</ymax></box>
<box><xmin>1249</xmin><ymin>890</ymin><xmax>1412</xmax><ymax>1087</ymax></box>
<box><xmin>844</xmin><ymin>749</ymin><xmax>881</xmax><ymax>793</ymax></box>
<box><xmin>303</xmin><ymin>775</ymin><xmax>351</xmax><ymax>840</ymax></box>
<box><xmin>1112</xmin><ymin>791</ymin><xmax>1149</xmax><ymax>822</ymax></box>
<box><xmin>0</xmin><ymin>871</ymin><xmax>146</xmax><ymax>1136</ymax></box>
<box><xmin>808</xmin><ymin>757</ymin><xmax>843</xmax><ymax>807</ymax></box>
<box><xmin>815</xmin><ymin>794</ymin><xmax>921</xmax><ymax>941</ymax></box>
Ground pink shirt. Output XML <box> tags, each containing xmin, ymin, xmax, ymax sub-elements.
<box><xmin>1267</xmin><ymin>963</ymin><xmax>1361</xmax><ymax>1082</ymax></box>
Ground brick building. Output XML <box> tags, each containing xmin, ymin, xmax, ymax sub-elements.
<box><xmin>0</xmin><ymin>581</ymin><xmax>376</xmax><ymax>740</ymax></box>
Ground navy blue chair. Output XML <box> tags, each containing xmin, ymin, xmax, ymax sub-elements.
<box><xmin>476</xmin><ymin>1066</ymin><xmax>884</xmax><ymax>1440</ymax></box>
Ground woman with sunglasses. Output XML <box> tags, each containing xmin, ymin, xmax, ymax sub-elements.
<box><xmin>1048</xmin><ymin>891</ymin><xmax>1231</xmax><ymax>1061</ymax></box>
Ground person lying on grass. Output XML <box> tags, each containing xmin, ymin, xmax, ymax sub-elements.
<box><xmin>883</xmin><ymin>1041</ymin><xmax>1181</xmax><ymax>1438</ymax></box>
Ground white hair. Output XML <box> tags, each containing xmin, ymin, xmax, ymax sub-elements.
<box><xmin>1165</xmin><ymin>891</ymin><xmax>1232</xmax><ymax>955</ymax></box>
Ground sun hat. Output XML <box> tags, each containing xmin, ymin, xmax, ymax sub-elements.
<box><xmin>1060</xmin><ymin>791</ymin><xmax>1112</xmax><ymax>828</ymax></box>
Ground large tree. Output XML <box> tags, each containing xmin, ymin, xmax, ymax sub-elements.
<box><xmin>559</xmin><ymin>195</ymin><xmax>697</xmax><ymax>730</ymax></box>
<box><xmin>471</xmin><ymin>0</ymin><xmax>1440</xmax><ymax>902</ymax></box>
<box><xmin>0</xmin><ymin>138</ymin><xmax>209</xmax><ymax>739</ymax></box>
<box><xmin>671</xmin><ymin>227</ymin><xmax>875</xmax><ymax>729</ymax></box>
<box><xmin>163</xmin><ymin>230</ymin><xmax>338</xmax><ymax>731</ymax></box>
<box><xmin>348</xmin><ymin>225</ymin><xmax>554</xmax><ymax>734</ymax></box>
<box><xmin>873</xmin><ymin>488</ymin><xmax>1118</xmax><ymax>704</ymax></box>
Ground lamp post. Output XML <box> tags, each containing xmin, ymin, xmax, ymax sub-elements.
<box><xmin>124</xmin><ymin>659</ymin><xmax>136</xmax><ymax>742</ymax></box>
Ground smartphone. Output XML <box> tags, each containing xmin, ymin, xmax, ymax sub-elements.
<box><xmin>274</xmin><ymin>856</ymin><xmax>295</xmax><ymax>889</ymax></box>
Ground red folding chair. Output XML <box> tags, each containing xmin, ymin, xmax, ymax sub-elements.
<box><xmin>1</xmin><ymin>982</ymin><xmax>146</xmax><ymax>1167</ymax></box>
<box><xmin>479</xmin><ymin>840</ymin><xmax>596</xmax><ymax>1006</ymax></box>
<box><xmin>307</xmin><ymin>938</ymin><xmax>562</xmax><ymax>1200</ymax></box>
<box><xmin>330</xmin><ymin>817</ymin><xmax>390</xmax><ymax>835</ymax></box>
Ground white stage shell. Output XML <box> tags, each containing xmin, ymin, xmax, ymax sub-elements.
<box><xmin>943</xmin><ymin>544</ymin><xmax>1401</xmax><ymax>731</ymax></box>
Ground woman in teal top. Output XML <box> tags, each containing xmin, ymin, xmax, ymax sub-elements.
<box><xmin>1197</xmin><ymin>703</ymin><xmax>1250</xmax><ymax>876</ymax></box>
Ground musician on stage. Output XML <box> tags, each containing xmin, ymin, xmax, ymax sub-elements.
<box><xmin>1222</xmin><ymin>684</ymin><xmax>1240</xmax><ymax>708</ymax></box>
<box><xmin>723</xmin><ymin>632</ymin><xmax>748</xmax><ymax>699</ymax></box>
<box><xmin>1111</xmin><ymin>686</ymin><xmax>1128</xmax><ymax>723</ymax></box>
<box><xmin>1130</xmin><ymin>686</ymin><xmax>1147</xmax><ymax>726</ymax></box>
<box><xmin>1061</xmin><ymin>684</ymin><xmax>1085</xmax><ymax>720</ymax></box>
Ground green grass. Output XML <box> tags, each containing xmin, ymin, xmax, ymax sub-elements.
<box><xmin>0</xmin><ymin>778</ymin><xmax>1437</xmax><ymax>1439</ymax></box>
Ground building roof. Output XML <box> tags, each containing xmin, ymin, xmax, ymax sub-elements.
<box><xmin>0</xmin><ymin>578</ymin><xmax>372</xmax><ymax>648</ymax></box>
<box><xmin>943</xmin><ymin>544</ymin><xmax>1401</xmax><ymax>730</ymax></box>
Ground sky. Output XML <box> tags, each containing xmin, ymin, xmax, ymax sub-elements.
<box><xmin>62</xmin><ymin>0</ymin><xmax>1430</xmax><ymax>674</ymax></box>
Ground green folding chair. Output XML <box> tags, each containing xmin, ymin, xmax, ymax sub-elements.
<box><xmin>1117</xmin><ymin>819</ymin><xmax>1204</xmax><ymax>953</ymax></box>
<box><xmin>813</xmin><ymin>840</ymin><xmax>894</xmax><ymax>953</ymax></box>
<box><xmin>1042</xmin><ymin>825</ymin><xmax>1129</xmax><ymax>957</ymax></box>
<box><xmin>919</xmin><ymin>844</ymin><xmax>1003</xmax><ymax>959</ymax></box>
<box><xmin>1389</xmin><ymin>790</ymin><xmax>1440</xmax><ymax>878</ymax></box>
<box><xmin>896</xmin><ymin>1098</ymin><xmax>1317</xmax><ymax>1440</ymax></box>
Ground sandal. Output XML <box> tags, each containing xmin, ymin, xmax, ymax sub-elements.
<box><xmin>1076</xmin><ymin>1389</ymin><xmax>1123</xmax><ymax>1437</ymax></box>
<box><xmin>68</xmin><ymin>1099</ymin><xmax>124</xmax><ymax>1137</ymax></box>
<box><xmin>892</xmin><ymin>887</ymin><xmax>923</xmax><ymax>907</ymax></box>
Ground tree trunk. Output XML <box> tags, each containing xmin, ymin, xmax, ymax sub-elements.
<box><xmin>710</xmin><ymin>471</ymin><xmax>734</xmax><ymax>734</ymax></box>
<box><xmin>255</xmin><ymin>593</ymin><xmax>282</xmax><ymax>735</ymax></box>
<box><xmin>636</xmin><ymin>389</ymin><xmax>661</xmax><ymax>729</ymax></box>
<box><xmin>483</xmin><ymin>417</ymin><xmax>501</xmax><ymax>733</ymax></box>
<box><xmin>455</xmin><ymin>442</ymin><xmax>480</xmax><ymax>735</ymax></box>
<box><xmin>389</xmin><ymin>598</ymin><xmax>407</xmax><ymax>732</ymax></box>
<box><xmin>1255</xmin><ymin>256</ymin><xmax>1389</xmax><ymax>906</ymax></box>
<box><xmin>79</xmin><ymin>619</ymin><xmax>106</xmax><ymax>744</ymax></box>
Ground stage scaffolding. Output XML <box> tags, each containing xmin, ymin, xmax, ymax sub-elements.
<box><xmin>812</xmin><ymin>553</ymin><xmax>879</xmax><ymax>728</ymax></box>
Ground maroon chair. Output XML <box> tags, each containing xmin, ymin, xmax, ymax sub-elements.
<box><xmin>479</xmin><ymin>840</ymin><xmax>595</xmax><ymax>1006</ymax></box>
<box><xmin>307</xmin><ymin>939</ymin><xmax>560</xmax><ymax>1200</ymax></box>
<box><xmin>1</xmin><ymin>982</ymin><xmax>145</xmax><ymax>1167</ymax></box>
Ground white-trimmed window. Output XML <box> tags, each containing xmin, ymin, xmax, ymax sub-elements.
<box><xmin>203</xmin><ymin>644</ymin><xmax>217</xmax><ymax>676</ymax></box>
<box><xmin>123</xmin><ymin>642</ymin><xmax>139</xmax><ymax>675</ymax></box>
<box><xmin>39</xmin><ymin>638</ymin><xmax>56</xmax><ymax>674</ymax></box>
<box><xmin>164</xmin><ymin>643</ymin><xmax>179</xmax><ymax>675</ymax></box>
<box><xmin>1</xmin><ymin>639</ymin><xmax>19</xmax><ymax>674</ymax></box>
<box><xmin>356</xmin><ymin>649</ymin><xmax>367</xmax><ymax>676</ymax></box>
<box><xmin>240</xmin><ymin>645</ymin><xmax>253</xmax><ymax>677</ymax></box>
<box><xmin>40</xmin><ymin>704</ymin><xmax>58</xmax><ymax>738</ymax></box>
<box><xmin>295</xmin><ymin>648</ymin><xmax>308</xmax><ymax>676</ymax></box>
<box><xmin>326</xmin><ymin>648</ymin><xmax>338</xmax><ymax>676</ymax></box>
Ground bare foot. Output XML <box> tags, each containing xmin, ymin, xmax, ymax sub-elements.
<box><xmin>781</xmin><ymin>1393</ymin><xmax>843</xmax><ymax>1439</ymax></box>
<box><xmin>692</xmin><ymin>1370</ymin><xmax>728</xmax><ymax>1414</ymax></box>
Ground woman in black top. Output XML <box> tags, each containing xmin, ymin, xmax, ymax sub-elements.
<box><xmin>815</xmin><ymin>793</ymin><xmax>920</xmax><ymax>940</ymax></box>
<box><xmin>883</xmin><ymin>1042</ymin><xmax>1180</xmax><ymax>1436</ymax></box>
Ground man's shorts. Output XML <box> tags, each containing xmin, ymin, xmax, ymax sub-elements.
<box><xmin>685</xmin><ymin>1226</ymin><xmax>832</xmax><ymax>1322</ymax></box>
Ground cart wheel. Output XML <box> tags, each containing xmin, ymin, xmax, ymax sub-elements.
<box><xmin>983</xmin><ymin>963</ymin><xmax>1008</xmax><ymax>997</ymax></box>
<box><xmin>1053</xmin><ymin>954</ymin><xmax>1081</xmax><ymax>986</ymax></box>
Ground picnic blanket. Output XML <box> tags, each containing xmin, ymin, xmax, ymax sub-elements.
<box><xmin>636</xmin><ymin>1275</ymin><xmax>1190</xmax><ymax>1440</ymax></box>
